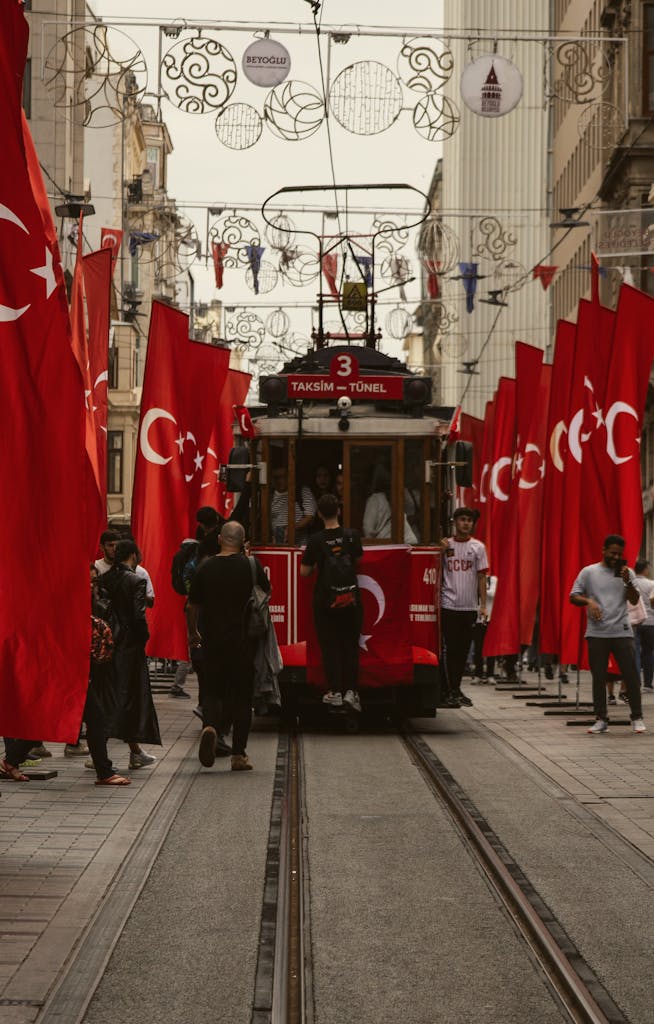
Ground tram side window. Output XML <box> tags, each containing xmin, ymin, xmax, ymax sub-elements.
<box><xmin>350</xmin><ymin>445</ymin><xmax>393</xmax><ymax>541</ymax></box>
<box><xmin>405</xmin><ymin>439</ymin><xmax>424</xmax><ymax>544</ymax></box>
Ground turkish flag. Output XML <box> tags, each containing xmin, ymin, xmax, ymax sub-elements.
<box><xmin>131</xmin><ymin>303</ymin><xmax>230</xmax><ymax>659</ymax></box>
<box><xmin>233</xmin><ymin>403</ymin><xmax>256</xmax><ymax>440</ymax></box>
<box><xmin>208</xmin><ymin>369</ymin><xmax>251</xmax><ymax>518</ymax></box>
<box><xmin>559</xmin><ymin>300</ymin><xmax>616</xmax><ymax>664</ymax></box>
<box><xmin>0</xmin><ymin>4</ymin><xmax>92</xmax><ymax>741</ymax></box>
<box><xmin>100</xmin><ymin>227</ymin><xmax>123</xmax><ymax>273</ymax></box>
<box><xmin>513</xmin><ymin>344</ymin><xmax>551</xmax><ymax>646</ymax></box>
<box><xmin>457</xmin><ymin>411</ymin><xmax>485</xmax><ymax>538</ymax></box>
<box><xmin>539</xmin><ymin>320</ymin><xmax>576</xmax><ymax>655</ymax></box>
<box><xmin>305</xmin><ymin>547</ymin><xmax>413</xmax><ymax>688</ymax></box>
<box><xmin>601</xmin><ymin>285</ymin><xmax>654</xmax><ymax>564</ymax></box>
<box><xmin>83</xmin><ymin>247</ymin><xmax>113</xmax><ymax>508</ymax></box>
<box><xmin>476</xmin><ymin>399</ymin><xmax>495</xmax><ymax>559</ymax></box>
<box><xmin>484</xmin><ymin>377</ymin><xmax>518</xmax><ymax>657</ymax></box>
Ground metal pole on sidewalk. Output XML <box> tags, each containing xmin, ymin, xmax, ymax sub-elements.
<box><xmin>575</xmin><ymin>666</ymin><xmax>581</xmax><ymax>710</ymax></box>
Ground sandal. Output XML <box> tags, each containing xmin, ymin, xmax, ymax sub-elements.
<box><xmin>95</xmin><ymin>774</ymin><xmax>131</xmax><ymax>786</ymax></box>
<box><xmin>0</xmin><ymin>759</ymin><xmax>29</xmax><ymax>782</ymax></box>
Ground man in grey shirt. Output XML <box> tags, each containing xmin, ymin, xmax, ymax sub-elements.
<box><xmin>570</xmin><ymin>534</ymin><xmax>645</xmax><ymax>734</ymax></box>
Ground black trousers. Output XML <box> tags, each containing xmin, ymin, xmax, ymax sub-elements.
<box><xmin>203</xmin><ymin>649</ymin><xmax>254</xmax><ymax>756</ymax></box>
<box><xmin>84</xmin><ymin>674</ymin><xmax>114</xmax><ymax>780</ymax></box>
<box><xmin>440</xmin><ymin>609</ymin><xmax>478</xmax><ymax>693</ymax></box>
<box><xmin>587</xmin><ymin>636</ymin><xmax>643</xmax><ymax>722</ymax></box>
<box><xmin>3</xmin><ymin>738</ymin><xmax>38</xmax><ymax>767</ymax></box>
<box><xmin>314</xmin><ymin>603</ymin><xmax>362</xmax><ymax>693</ymax></box>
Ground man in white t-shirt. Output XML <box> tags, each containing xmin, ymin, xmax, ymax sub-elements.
<box><xmin>95</xmin><ymin>530</ymin><xmax>155</xmax><ymax>608</ymax></box>
<box><xmin>440</xmin><ymin>507</ymin><xmax>489</xmax><ymax>708</ymax></box>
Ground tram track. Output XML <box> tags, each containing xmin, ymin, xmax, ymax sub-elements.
<box><xmin>251</xmin><ymin>730</ymin><xmax>312</xmax><ymax>1024</ymax></box>
<box><xmin>400</xmin><ymin>725</ymin><xmax>629</xmax><ymax>1024</ymax></box>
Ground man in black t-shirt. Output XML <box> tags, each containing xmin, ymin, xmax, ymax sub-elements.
<box><xmin>187</xmin><ymin>521</ymin><xmax>270</xmax><ymax>770</ymax></box>
<box><xmin>301</xmin><ymin>493</ymin><xmax>363</xmax><ymax>712</ymax></box>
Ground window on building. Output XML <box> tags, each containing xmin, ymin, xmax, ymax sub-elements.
<box><xmin>645</xmin><ymin>5</ymin><xmax>654</xmax><ymax>113</ymax></box>
<box><xmin>108</xmin><ymin>345</ymin><xmax>119</xmax><ymax>389</ymax></box>
<box><xmin>145</xmin><ymin>146</ymin><xmax>161</xmax><ymax>189</ymax></box>
<box><xmin>107</xmin><ymin>431</ymin><xmax>123</xmax><ymax>494</ymax></box>
<box><xmin>22</xmin><ymin>57</ymin><xmax>31</xmax><ymax>118</ymax></box>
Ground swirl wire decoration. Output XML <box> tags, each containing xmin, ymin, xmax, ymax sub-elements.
<box><xmin>413</xmin><ymin>92</ymin><xmax>460</xmax><ymax>142</ymax></box>
<box><xmin>264</xmin><ymin>80</ymin><xmax>325</xmax><ymax>140</ymax></box>
<box><xmin>577</xmin><ymin>101</ymin><xmax>627</xmax><ymax>152</ymax></box>
<box><xmin>215</xmin><ymin>103</ymin><xmax>263</xmax><ymax>149</ymax></box>
<box><xmin>372</xmin><ymin>216</ymin><xmax>409</xmax><ymax>254</ymax></box>
<box><xmin>209</xmin><ymin>213</ymin><xmax>260</xmax><ymax>268</ymax></box>
<box><xmin>379</xmin><ymin>253</ymin><xmax>412</xmax><ymax>284</ymax></box>
<box><xmin>473</xmin><ymin>216</ymin><xmax>518</xmax><ymax>264</ymax></box>
<box><xmin>397</xmin><ymin>36</ymin><xmax>454</xmax><ymax>93</ymax></box>
<box><xmin>162</xmin><ymin>32</ymin><xmax>237</xmax><ymax>114</ymax></box>
<box><xmin>549</xmin><ymin>41</ymin><xmax>611</xmax><ymax>103</ymax></box>
<box><xmin>149</xmin><ymin>212</ymin><xmax>199</xmax><ymax>280</ymax></box>
<box><xmin>226</xmin><ymin>311</ymin><xmax>265</xmax><ymax>351</ymax></box>
<box><xmin>266</xmin><ymin>308</ymin><xmax>291</xmax><ymax>338</ymax></box>
<box><xmin>329</xmin><ymin>61</ymin><xmax>403</xmax><ymax>135</ymax></box>
<box><xmin>416</xmin><ymin>217</ymin><xmax>460</xmax><ymax>274</ymax></box>
<box><xmin>44</xmin><ymin>25</ymin><xmax>147</xmax><ymax>128</ymax></box>
<box><xmin>385</xmin><ymin>306</ymin><xmax>413</xmax><ymax>339</ymax></box>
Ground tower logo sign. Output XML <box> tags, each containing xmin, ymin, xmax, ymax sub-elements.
<box><xmin>460</xmin><ymin>55</ymin><xmax>523</xmax><ymax>118</ymax></box>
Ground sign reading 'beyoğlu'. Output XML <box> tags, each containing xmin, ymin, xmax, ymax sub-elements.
<box><xmin>242</xmin><ymin>39</ymin><xmax>291</xmax><ymax>87</ymax></box>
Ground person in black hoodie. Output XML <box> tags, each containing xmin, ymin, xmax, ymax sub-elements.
<box><xmin>102</xmin><ymin>539</ymin><xmax>161</xmax><ymax>769</ymax></box>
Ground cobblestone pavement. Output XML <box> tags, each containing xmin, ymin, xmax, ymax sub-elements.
<box><xmin>1</xmin><ymin>670</ymin><xmax>653</xmax><ymax>1022</ymax></box>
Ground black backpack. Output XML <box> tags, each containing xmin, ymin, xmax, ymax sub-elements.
<box><xmin>171</xmin><ymin>540</ymin><xmax>198</xmax><ymax>595</ymax></box>
<box><xmin>321</xmin><ymin>531</ymin><xmax>359</xmax><ymax>610</ymax></box>
<box><xmin>244</xmin><ymin>556</ymin><xmax>270</xmax><ymax>639</ymax></box>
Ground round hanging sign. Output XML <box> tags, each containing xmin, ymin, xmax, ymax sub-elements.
<box><xmin>460</xmin><ymin>55</ymin><xmax>523</xmax><ymax>118</ymax></box>
<box><xmin>242</xmin><ymin>38</ymin><xmax>291</xmax><ymax>87</ymax></box>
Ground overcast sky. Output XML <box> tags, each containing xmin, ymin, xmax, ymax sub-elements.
<box><xmin>91</xmin><ymin>1</ymin><xmax>445</xmax><ymax>355</ymax></box>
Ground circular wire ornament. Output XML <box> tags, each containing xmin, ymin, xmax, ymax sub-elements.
<box><xmin>380</xmin><ymin>254</ymin><xmax>412</xmax><ymax>284</ymax></box>
<box><xmin>226</xmin><ymin>311</ymin><xmax>265</xmax><ymax>350</ymax></box>
<box><xmin>263</xmin><ymin>80</ymin><xmax>325</xmax><ymax>140</ymax></box>
<box><xmin>550</xmin><ymin>41</ymin><xmax>611</xmax><ymax>104</ymax></box>
<box><xmin>44</xmin><ymin>25</ymin><xmax>147</xmax><ymax>129</ymax></box>
<box><xmin>279</xmin><ymin>246</ymin><xmax>320</xmax><ymax>286</ymax></box>
<box><xmin>397</xmin><ymin>36</ymin><xmax>454</xmax><ymax>93</ymax></box>
<box><xmin>417</xmin><ymin>218</ymin><xmax>460</xmax><ymax>274</ymax></box>
<box><xmin>577</xmin><ymin>101</ymin><xmax>627</xmax><ymax>152</ymax></box>
<box><xmin>162</xmin><ymin>33</ymin><xmax>237</xmax><ymax>114</ymax></box>
<box><xmin>494</xmin><ymin>258</ymin><xmax>527</xmax><ymax>293</ymax></box>
<box><xmin>413</xmin><ymin>92</ymin><xmax>460</xmax><ymax>141</ymax></box>
<box><xmin>439</xmin><ymin>331</ymin><xmax>468</xmax><ymax>358</ymax></box>
<box><xmin>265</xmin><ymin>212</ymin><xmax>297</xmax><ymax>250</ymax></box>
<box><xmin>215</xmin><ymin>103</ymin><xmax>262</xmax><ymax>149</ymax></box>
<box><xmin>209</xmin><ymin>214</ymin><xmax>260</xmax><ymax>268</ymax></box>
<box><xmin>329</xmin><ymin>61</ymin><xmax>403</xmax><ymax>135</ymax></box>
<box><xmin>385</xmin><ymin>306</ymin><xmax>413</xmax><ymax>339</ymax></box>
<box><xmin>245</xmin><ymin>259</ymin><xmax>278</xmax><ymax>294</ymax></box>
<box><xmin>266</xmin><ymin>308</ymin><xmax>291</xmax><ymax>338</ymax></box>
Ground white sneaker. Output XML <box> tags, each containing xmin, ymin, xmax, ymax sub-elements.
<box><xmin>587</xmin><ymin>719</ymin><xmax>609</xmax><ymax>735</ymax></box>
<box><xmin>322</xmin><ymin>690</ymin><xmax>343</xmax><ymax>707</ymax></box>
<box><xmin>343</xmin><ymin>690</ymin><xmax>362</xmax><ymax>713</ymax></box>
<box><xmin>632</xmin><ymin>718</ymin><xmax>646</xmax><ymax>734</ymax></box>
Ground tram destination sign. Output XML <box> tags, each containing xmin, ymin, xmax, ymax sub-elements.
<box><xmin>287</xmin><ymin>374</ymin><xmax>404</xmax><ymax>400</ymax></box>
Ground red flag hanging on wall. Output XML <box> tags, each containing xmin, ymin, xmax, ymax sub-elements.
<box><xmin>83</xmin><ymin>246</ymin><xmax>113</xmax><ymax>509</ymax></box>
<box><xmin>0</xmin><ymin>3</ymin><xmax>92</xmax><ymax>741</ymax></box>
<box><xmin>513</xmin><ymin>344</ymin><xmax>551</xmax><ymax>647</ymax></box>
<box><xmin>100</xmin><ymin>227</ymin><xmax>123</xmax><ymax>273</ymax></box>
<box><xmin>483</xmin><ymin>377</ymin><xmax>518</xmax><ymax>657</ymax></box>
<box><xmin>601</xmin><ymin>285</ymin><xmax>654</xmax><ymax>564</ymax></box>
<box><xmin>539</xmin><ymin>320</ymin><xmax>576</xmax><ymax>656</ymax></box>
<box><xmin>131</xmin><ymin>303</ymin><xmax>230</xmax><ymax>659</ymax></box>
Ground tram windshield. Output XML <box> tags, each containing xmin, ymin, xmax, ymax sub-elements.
<box><xmin>251</xmin><ymin>437</ymin><xmax>441</xmax><ymax>547</ymax></box>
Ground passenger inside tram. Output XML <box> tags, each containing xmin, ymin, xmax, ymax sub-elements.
<box><xmin>270</xmin><ymin>466</ymin><xmax>316</xmax><ymax>545</ymax></box>
<box><xmin>363</xmin><ymin>464</ymin><xmax>417</xmax><ymax>544</ymax></box>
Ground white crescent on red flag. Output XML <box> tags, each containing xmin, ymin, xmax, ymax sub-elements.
<box><xmin>484</xmin><ymin>376</ymin><xmax>518</xmax><ymax>658</ymax></box>
<box><xmin>233</xmin><ymin>403</ymin><xmax>256</xmax><ymax>439</ymax></box>
<box><xmin>0</xmin><ymin>3</ymin><xmax>92</xmax><ymax>740</ymax></box>
<box><xmin>83</xmin><ymin>247</ymin><xmax>113</xmax><ymax>510</ymax></box>
<box><xmin>131</xmin><ymin>302</ymin><xmax>231</xmax><ymax>660</ymax></box>
<box><xmin>100</xmin><ymin>227</ymin><xmax>123</xmax><ymax>273</ymax></box>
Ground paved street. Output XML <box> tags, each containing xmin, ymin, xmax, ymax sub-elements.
<box><xmin>1</xmin><ymin>673</ymin><xmax>654</xmax><ymax>1022</ymax></box>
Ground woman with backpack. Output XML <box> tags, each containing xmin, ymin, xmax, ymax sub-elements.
<box><xmin>301</xmin><ymin>493</ymin><xmax>364</xmax><ymax>713</ymax></box>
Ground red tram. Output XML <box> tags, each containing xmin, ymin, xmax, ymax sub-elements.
<box><xmin>241</xmin><ymin>344</ymin><xmax>454</xmax><ymax>722</ymax></box>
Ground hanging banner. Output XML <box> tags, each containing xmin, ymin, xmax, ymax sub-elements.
<box><xmin>242</xmin><ymin>38</ymin><xmax>291</xmax><ymax>87</ymax></box>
